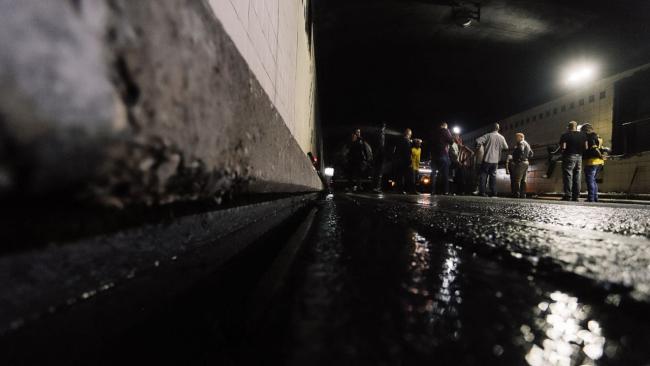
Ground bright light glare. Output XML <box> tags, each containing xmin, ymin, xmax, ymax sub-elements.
<box><xmin>565</xmin><ymin>63</ymin><xmax>598</xmax><ymax>86</ymax></box>
<box><xmin>418</xmin><ymin>168</ymin><xmax>432</xmax><ymax>174</ymax></box>
<box><xmin>452</xmin><ymin>126</ymin><xmax>461</xmax><ymax>134</ymax></box>
<box><xmin>324</xmin><ymin>167</ymin><xmax>335</xmax><ymax>177</ymax></box>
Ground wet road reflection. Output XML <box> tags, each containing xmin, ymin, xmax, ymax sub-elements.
<box><xmin>524</xmin><ymin>291</ymin><xmax>605</xmax><ymax>366</ymax></box>
<box><xmin>347</xmin><ymin>193</ymin><xmax>650</xmax><ymax>302</ymax></box>
<box><xmin>259</xmin><ymin>195</ymin><xmax>650</xmax><ymax>366</ymax></box>
<box><xmin>403</xmin><ymin>232</ymin><xmax>462</xmax><ymax>352</ymax></box>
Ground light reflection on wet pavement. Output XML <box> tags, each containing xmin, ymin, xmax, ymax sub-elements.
<box><xmin>263</xmin><ymin>194</ymin><xmax>650</xmax><ymax>366</ymax></box>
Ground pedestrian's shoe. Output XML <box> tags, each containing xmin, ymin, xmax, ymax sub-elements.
<box><xmin>571</xmin><ymin>197</ymin><xmax>579</xmax><ymax>202</ymax></box>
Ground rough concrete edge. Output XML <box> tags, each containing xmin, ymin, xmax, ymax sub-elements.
<box><xmin>0</xmin><ymin>0</ymin><xmax>322</xmax><ymax>209</ymax></box>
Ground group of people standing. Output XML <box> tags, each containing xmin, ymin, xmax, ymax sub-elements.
<box><xmin>559</xmin><ymin>121</ymin><xmax>605</xmax><ymax>202</ymax></box>
<box><xmin>345</xmin><ymin>119</ymin><xmax>605</xmax><ymax>202</ymax></box>
<box><xmin>393</xmin><ymin>122</ymin><xmax>475</xmax><ymax>195</ymax></box>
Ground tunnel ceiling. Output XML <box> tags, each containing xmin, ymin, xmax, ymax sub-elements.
<box><xmin>315</xmin><ymin>0</ymin><xmax>650</xmax><ymax>132</ymax></box>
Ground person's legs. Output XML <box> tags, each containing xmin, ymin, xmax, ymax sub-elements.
<box><xmin>352</xmin><ymin>165</ymin><xmax>363</xmax><ymax>191</ymax></box>
<box><xmin>405</xmin><ymin>166</ymin><xmax>416</xmax><ymax>193</ymax></box>
<box><xmin>545</xmin><ymin>159</ymin><xmax>555</xmax><ymax>178</ymax></box>
<box><xmin>572</xmin><ymin>156</ymin><xmax>582</xmax><ymax>200</ymax></box>
<box><xmin>449</xmin><ymin>166</ymin><xmax>457</xmax><ymax>194</ymax></box>
<box><xmin>398</xmin><ymin>163</ymin><xmax>409</xmax><ymax>192</ymax></box>
<box><xmin>455</xmin><ymin>167</ymin><xmax>466</xmax><ymax>195</ymax></box>
<box><xmin>372</xmin><ymin>154</ymin><xmax>384</xmax><ymax>192</ymax></box>
<box><xmin>584</xmin><ymin>165</ymin><xmax>598</xmax><ymax>201</ymax></box>
<box><xmin>346</xmin><ymin>163</ymin><xmax>357</xmax><ymax>190</ymax></box>
<box><xmin>438</xmin><ymin>156</ymin><xmax>451</xmax><ymax>194</ymax></box>
<box><xmin>509</xmin><ymin>163</ymin><xmax>517</xmax><ymax>197</ymax></box>
<box><xmin>488</xmin><ymin>163</ymin><xmax>498</xmax><ymax>196</ymax></box>
<box><xmin>594</xmin><ymin>165</ymin><xmax>602</xmax><ymax>202</ymax></box>
<box><xmin>430</xmin><ymin>160</ymin><xmax>439</xmax><ymax>194</ymax></box>
<box><xmin>412</xmin><ymin>170</ymin><xmax>419</xmax><ymax>193</ymax></box>
<box><xmin>460</xmin><ymin>168</ymin><xmax>470</xmax><ymax>194</ymax></box>
<box><xmin>584</xmin><ymin>165</ymin><xmax>592</xmax><ymax>201</ymax></box>
<box><xmin>562</xmin><ymin>157</ymin><xmax>575</xmax><ymax>200</ymax></box>
<box><xmin>479</xmin><ymin>163</ymin><xmax>489</xmax><ymax>196</ymax></box>
<box><xmin>517</xmin><ymin>161</ymin><xmax>529</xmax><ymax>198</ymax></box>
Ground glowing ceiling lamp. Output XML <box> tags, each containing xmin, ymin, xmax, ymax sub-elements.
<box><xmin>564</xmin><ymin>62</ymin><xmax>598</xmax><ymax>86</ymax></box>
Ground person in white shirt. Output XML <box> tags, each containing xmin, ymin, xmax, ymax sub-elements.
<box><xmin>475</xmin><ymin>123</ymin><xmax>508</xmax><ymax>197</ymax></box>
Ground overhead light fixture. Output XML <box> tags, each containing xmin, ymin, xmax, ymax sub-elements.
<box><xmin>459</xmin><ymin>18</ymin><xmax>473</xmax><ymax>28</ymax></box>
<box><xmin>452</xmin><ymin>126</ymin><xmax>462</xmax><ymax>134</ymax></box>
<box><xmin>452</xmin><ymin>2</ymin><xmax>481</xmax><ymax>28</ymax></box>
<box><xmin>564</xmin><ymin>62</ymin><xmax>599</xmax><ymax>87</ymax></box>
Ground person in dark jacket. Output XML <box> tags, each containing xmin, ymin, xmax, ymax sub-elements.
<box><xmin>430</xmin><ymin>122</ymin><xmax>454</xmax><ymax>195</ymax></box>
<box><xmin>559</xmin><ymin>121</ymin><xmax>588</xmax><ymax>201</ymax></box>
<box><xmin>346</xmin><ymin>128</ymin><xmax>372</xmax><ymax>191</ymax></box>
<box><xmin>393</xmin><ymin>128</ymin><xmax>413</xmax><ymax>194</ymax></box>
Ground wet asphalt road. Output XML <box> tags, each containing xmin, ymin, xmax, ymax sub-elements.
<box><xmin>259</xmin><ymin>193</ymin><xmax>650</xmax><ymax>366</ymax></box>
<box><xmin>6</xmin><ymin>193</ymin><xmax>650</xmax><ymax>365</ymax></box>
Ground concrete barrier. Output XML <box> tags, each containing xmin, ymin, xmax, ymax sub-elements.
<box><xmin>0</xmin><ymin>0</ymin><xmax>322</xmax><ymax>208</ymax></box>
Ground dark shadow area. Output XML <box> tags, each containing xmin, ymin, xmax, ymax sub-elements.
<box><xmin>0</xmin><ymin>192</ymin><xmax>311</xmax><ymax>255</ymax></box>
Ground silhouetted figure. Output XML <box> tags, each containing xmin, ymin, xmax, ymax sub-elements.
<box><xmin>559</xmin><ymin>121</ymin><xmax>587</xmax><ymax>201</ymax></box>
<box><xmin>430</xmin><ymin>122</ymin><xmax>454</xmax><ymax>195</ymax></box>
<box><xmin>346</xmin><ymin>128</ymin><xmax>372</xmax><ymax>191</ymax></box>
<box><xmin>450</xmin><ymin>133</ymin><xmax>474</xmax><ymax>194</ymax></box>
<box><xmin>393</xmin><ymin>128</ymin><xmax>413</xmax><ymax>194</ymax></box>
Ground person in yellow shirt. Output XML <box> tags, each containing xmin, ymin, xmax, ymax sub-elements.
<box><xmin>410</xmin><ymin>139</ymin><xmax>422</xmax><ymax>193</ymax></box>
<box><xmin>580</xmin><ymin>123</ymin><xmax>605</xmax><ymax>202</ymax></box>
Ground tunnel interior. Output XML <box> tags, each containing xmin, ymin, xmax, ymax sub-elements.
<box><xmin>315</xmin><ymin>0</ymin><xmax>650</xmax><ymax>151</ymax></box>
<box><xmin>1</xmin><ymin>1</ymin><xmax>650</xmax><ymax>365</ymax></box>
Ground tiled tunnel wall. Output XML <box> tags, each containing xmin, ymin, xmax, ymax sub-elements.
<box><xmin>208</xmin><ymin>0</ymin><xmax>316</xmax><ymax>155</ymax></box>
<box><xmin>0</xmin><ymin>0</ymin><xmax>322</xmax><ymax>207</ymax></box>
